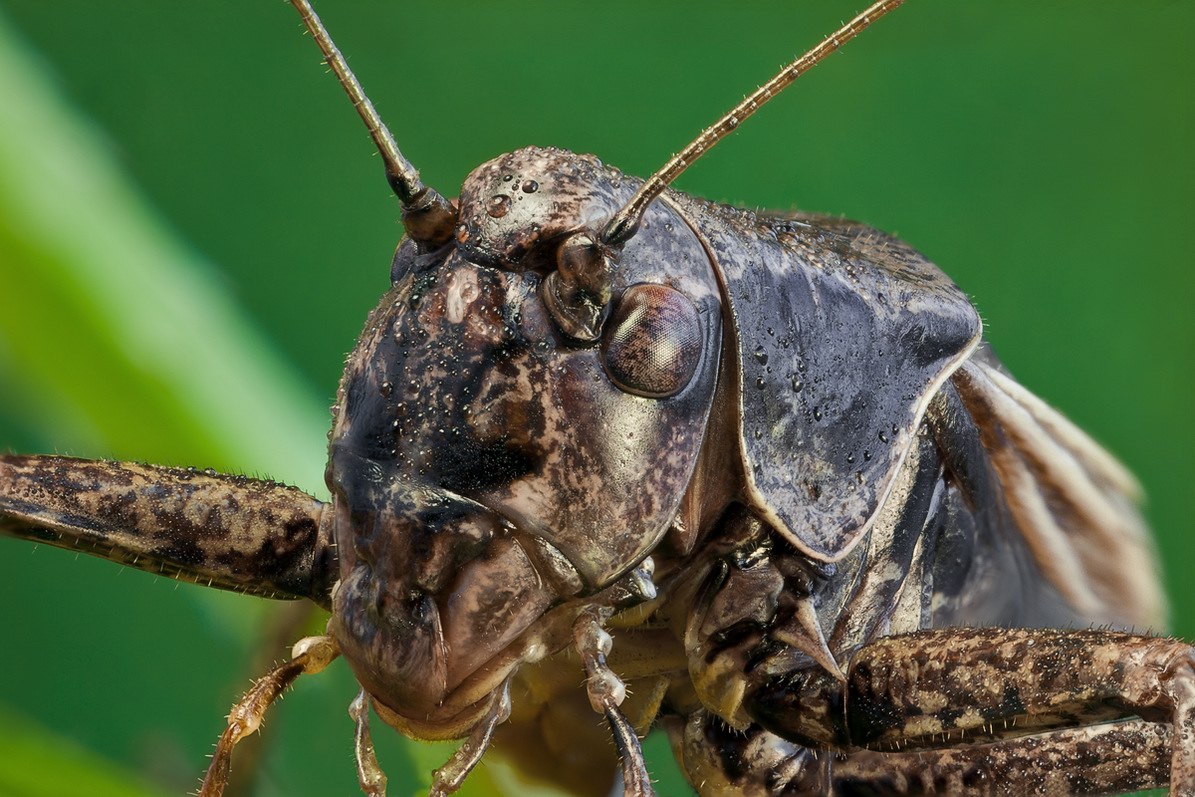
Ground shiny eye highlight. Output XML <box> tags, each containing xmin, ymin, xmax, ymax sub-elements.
<box><xmin>601</xmin><ymin>283</ymin><xmax>703</xmax><ymax>399</ymax></box>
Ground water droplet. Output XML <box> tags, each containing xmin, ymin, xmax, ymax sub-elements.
<box><xmin>380</xmin><ymin>381</ymin><xmax>393</xmax><ymax>398</ymax></box>
<box><xmin>486</xmin><ymin>194</ymin><xmax>512</xmax><ymax>218</ymax></box>
<box><xmin>502</xmin><ymin>173</ymin><xmax>513</xmax><ymax>182</ymax></box>
<box><xmin>521</xmin><ymin>179</ymin><xmax>539</xmax><ymax>193</ymax></box>
<box><xmin>790</xmin><ymin>375</ymin><xmax>803</xmax><ymax>392</ymax></box>
<box><xmin>755</xmin><ymin>377</ymin><xmax>766</xmax><ymax>390</ymax></box>
<box><xmin>813</xmin><ymin>406</ymin><xmax>822</xmax><ymax>421</ymax></box>
<box><xmin>878</xmin><ymin>431</ymin><xmax>889</xmax><ymax>443</ymax></box>
<box><xmin>753</xmin><ymin>345</ymin><xmax>769</xmax><ymax>365</ymax></box>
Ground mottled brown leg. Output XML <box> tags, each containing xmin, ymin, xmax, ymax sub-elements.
<box><xmin>0</xmin><ymin>455</ymin><xmax>336</xmax><ymax>604</ymax></box>
<box><xmin>197</xmin><ymin>635</ymin><xmax>339</xmax><ymax>797</ymax></box>
<box><xmin>746</xmin><ymin>627</ymin><xmax>1194</xmax><ymax>794</ymax></box>
<box><xmin>574</xmin><ymin>608</ymin><xmax>654</xmax><ymax>797</ymax></box>
<box><xmin>428</xmin><ymin>679</ymin><xmax>512</xmax><ymax>797</ymax></box>
<box><xmin>669</xmin><ymin>712</ymin><xmax>1170</xmax><ymax>796</ymax></box>
<box><xmin>832</xmin><ymin>720</ymin><xmax>1171</xmax><ymax>796</ymax></box>
<box><xmin>843</xmin><ymin>628</ymin><xmax>1193</xmax><ymax>794</ymax></box>
<box><xmin>349</xmin><ymin>689</ymin><xmax>387</xmax><ymax>797</ymax></box>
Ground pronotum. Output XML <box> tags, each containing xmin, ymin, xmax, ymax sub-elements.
<box><xmin>0</xmin><ymin>2</ymin><xmax>1191</xmax><ymax>796</ymax></box>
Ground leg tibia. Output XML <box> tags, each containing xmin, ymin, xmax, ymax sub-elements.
<box><xmin>847</xmin><ymin>628</ymin><xmax>1190</xmax><ymax>748</ymax></box>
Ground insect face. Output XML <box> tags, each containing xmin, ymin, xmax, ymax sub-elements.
<box><xmin>327</xmin><ymin>147</ymin><xmax>722</xmax><ymax>736</ymax></box>
<box><xmin>0</xmin><ymin>3</ymin><xmax>1191</xmax><ymax>796</ymax></box>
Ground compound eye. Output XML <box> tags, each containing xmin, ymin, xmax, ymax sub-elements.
<box><xmin>601</xmin><ymin>283</ymin><xmax>703</xmax><ymax>399</ymax></box>
<box><xmin>390</xmin><ymin>237</ymin><xmax>418</xmax><ymax>284</ymax></box>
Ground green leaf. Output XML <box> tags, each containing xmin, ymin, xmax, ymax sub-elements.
<box><xmin>0</xmin><ymin>708</ymin><xmax>171</xmax><ymax>797</ymax></box>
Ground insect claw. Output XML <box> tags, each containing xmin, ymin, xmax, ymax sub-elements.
<box><xmin>772</xmin><ymin>596</ymin><xmax>845</xmax><ymax>682</ymax></box>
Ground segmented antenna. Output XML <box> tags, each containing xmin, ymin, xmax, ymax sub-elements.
<box><xmin>289</xmin><ymin>0</ymin><xmax>456</xmax><ymax>246</ymax></box>
<box><xmin>601</xmin><ymin>0</ymin><xmax>905</xmax><ymax>248</ymax></box>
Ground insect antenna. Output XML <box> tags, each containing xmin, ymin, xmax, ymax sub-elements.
<box><xmin>544</xmin><ymin>0</ymin><xmax>904</xmax><ymax>343</ymax></box>
<box><xmin>288</xmin><ymin>0</ymin><xmax>457</xmax><ymax>247</ymax></box>
<box><xmin>602</xmin><ymin>0</ymin><xmax>904</xmax><ymax>248</ymax></box>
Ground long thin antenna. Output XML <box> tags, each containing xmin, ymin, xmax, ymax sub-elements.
<box><xmin>601</xmin><ymin>0</ymin><xmax>905</xmax><ymax>248</ymax></box>
<box><xmin>289</xmin><ymin>0</ymin><xmax>455</xmax><ymax>246</ymax></box>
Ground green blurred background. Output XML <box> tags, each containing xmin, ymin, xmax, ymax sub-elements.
<box><xmin>0</xmin><ymin>2</ymin><xmax>1190</xmax><ymax>795</ymax></box>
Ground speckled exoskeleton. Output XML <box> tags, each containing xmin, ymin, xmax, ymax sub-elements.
<box><xmin>1</xmin><ymin>2</ymin><xmax>1190</xmax><ymax>796</ymax></box>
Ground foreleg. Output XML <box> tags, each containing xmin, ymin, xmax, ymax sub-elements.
<box><xmin>668</xmin><ymin>710</ymin><xmax>1171</xmax><ymax>796</ymax></box>
<box><xmin>747</xmin><ymin>627</ymin><xmax>1193</xmax><ymax>795</ymax></box>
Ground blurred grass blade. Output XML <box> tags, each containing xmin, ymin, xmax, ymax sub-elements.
<box><xmin>0</xmin><ymin>9</ymin><xmax>327</xmax><ymax>493</ymax></box>
<box><xmin>0</xmin><ymin>708</ymin><xmax>171</xmax><ymax>797</ymax></box>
